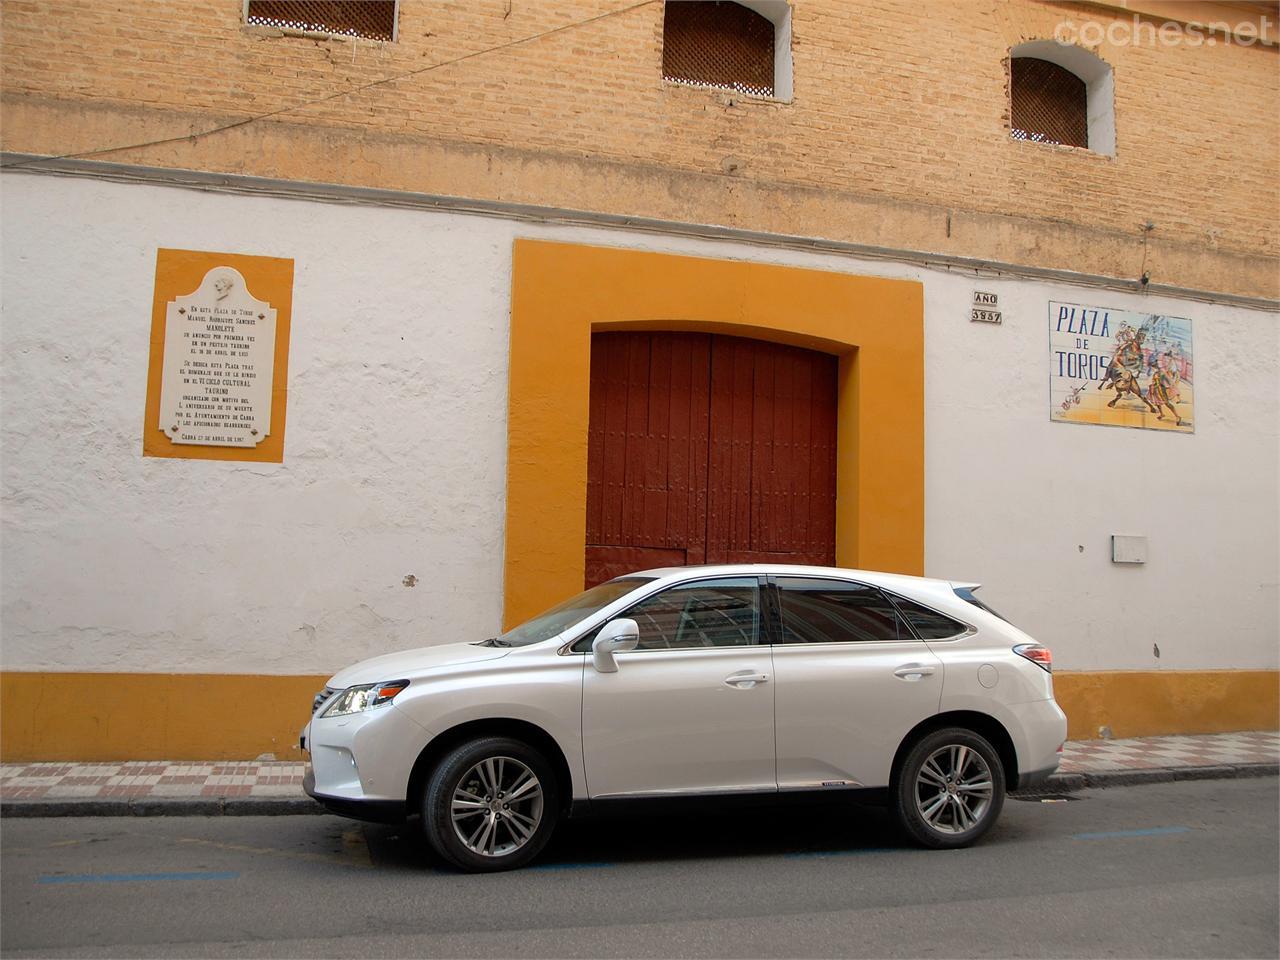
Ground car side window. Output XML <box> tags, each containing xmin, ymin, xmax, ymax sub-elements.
<box><xmin>572</xmin><ymin>578</ymin><xmax>760</xmax><ymax>652</ymax></box>
<box><xmin>889</xmin><ymin>594</ymin><xmax>967</xmax><ymax>639</ymax></box>
<box><xmin>774</xmin><ymin>577</ymin><xmax>908</xmax><ymax>643</ymax></box>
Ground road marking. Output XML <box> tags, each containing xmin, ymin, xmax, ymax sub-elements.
<box><xmin>1072</xmin><ymin>826</ymin><xmax>1191</xmax><ymax>840</ymax></box>
<box><xmin>342</xmin><ymin>828</ymin><xmax>374</xmax><ymax>868</ymax></box>
<box><xmin>784</xmin><ymin>848</ymin><xmax>895</xmax><ymax>859</ymax></box>
<box><xmin>38</xmin><ymin>871</ymin><xmax>239</xmax><ymax>885</ymax></box>
<box><xmin>5</xmin><ymin>838</ymin><xmax>104</xmax><ymax>854</ymax></box>
<box><xmin>174</xmin><ymin>836</ymin><xmax>374</xmax><ymax>869</ymax></box>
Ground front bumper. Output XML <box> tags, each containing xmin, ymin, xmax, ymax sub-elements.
<box><xmin>301</xmin><ymin>701</ymin><xmax>433</xmax><ymax>817</ymax></box>
<box><xmin>303</xmin><ymin>768</ymin><xmax>407</xmax><ymax>823</ymax></box>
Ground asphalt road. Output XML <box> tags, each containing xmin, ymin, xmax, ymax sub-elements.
<box><xmin>2</xmin><ymin>778</ymin><xmax>1276</xmax><ymax>958</ymax></box>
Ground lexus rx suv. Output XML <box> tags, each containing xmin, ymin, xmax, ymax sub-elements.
<box><xmin>302</xmin><ymin>565</ymin><xmax>1067</xmax><ymax>872</ymax></box>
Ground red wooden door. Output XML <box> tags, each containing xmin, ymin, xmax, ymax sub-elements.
<box><xmin>585</xmin><ymin>332</ymin><xmax>837</xmax><ymax>587</ymax></box>
<box><xmin>706</xmin><ymin>336</ymin><xmax>838</xmax><ymax>566</ymax></box>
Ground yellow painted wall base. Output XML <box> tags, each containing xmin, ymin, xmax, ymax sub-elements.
<box><xmin>1054</xmin><ymin>670</ymin><xmax>1280</xmax><ymax>741</ymax></box>
<box><xmin>1</xmin><ymin>669</ymin><xmax>1276</xmax><ymax>761</ymax></box>
<box><xmin>0</xmin><ymin>672</ymin><xmax>327</xmax><ymax>762</ymax></box>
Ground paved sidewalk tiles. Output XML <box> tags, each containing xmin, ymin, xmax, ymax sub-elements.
<box><xmin>1056</xmin><ymin>730</ymin><xmax>1278</xmax><ymax>773</ymax></box>
<box><xmin>1</xmin><ymin>731</ymin><xmax>1275</xmax><ymax>804</ymax></box>
<box><xmin>1</xmin><ymin>762</ymin><xmax>305</xmax><ymax>801</ymax></box>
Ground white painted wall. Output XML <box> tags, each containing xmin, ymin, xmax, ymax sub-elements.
<box><xmin>2</xmin><ymin>173</ymin><xmax>1276</xmax><ymax>675</ymax></box>
<box><xmin>1</xmin><ymin>176</ymin><xmax>513</xmax><ymax>675</ymax></box>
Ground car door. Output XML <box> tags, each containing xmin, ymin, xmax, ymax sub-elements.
<box><xmin>579</xmin><ymin>576</ymin><xmax>776</xmax><ymax>799</ymax></box>
<box><xmin>768</xmin><ymin>576</ymin><xmax>945</xmax><ymax>790</ymax></box>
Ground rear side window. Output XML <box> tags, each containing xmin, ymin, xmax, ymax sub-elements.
<box><xmin>953</xmin><ymin>586</ymin><xmax>1010</xmax><ymax>623</ymax></box>
<box><xmin>775</xmin><ymin>578</ymin><xmax>907</xmax><ymax>643</ymax></box>
<box><xmin>889</xmin><ymin>594</ymin><xmax>968</xmax><ymax>639</ymax></box>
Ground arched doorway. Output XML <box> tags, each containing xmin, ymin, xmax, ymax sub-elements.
<box><xmin>585</xmin><ymin>331</ymin><xmax>837</xmax><ymax>586</ymax></box>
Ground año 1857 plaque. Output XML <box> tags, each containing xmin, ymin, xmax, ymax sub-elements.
<box><xmin>144</xmin><ymin>249</ymin><xmax>294</xmax><ymax>463</ymax></box>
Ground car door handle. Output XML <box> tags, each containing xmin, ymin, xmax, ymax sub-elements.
<box><xmin>893</xmin><ymin>664</ymin><xmax>935</xmax><ymax>680</ymax></box>
<box><xmin>724</xmin><ymin>671</ymin><xmax>770</xmax><ymax>688</ymax></box>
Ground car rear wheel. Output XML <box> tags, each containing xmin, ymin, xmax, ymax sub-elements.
<box><xmin>422</xmin><ymin>736</ymin><xmax>559</xmax><ymax>872</ymax></box>
<box><xmin>894</xmin><ymin>727</ymin><xmax>1005</xmax><ymax>849</ymax></box>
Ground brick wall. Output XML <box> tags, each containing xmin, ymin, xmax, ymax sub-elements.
<box><xmin>2</xmin><ymin>0</ymin><xmax>1275</xmax><ymax>295</ymax></box>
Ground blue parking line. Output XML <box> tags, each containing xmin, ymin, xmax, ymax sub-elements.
<box><xmin>1072</xmin><ymin>826</ymin><xmax>1190</xmax><ymax>841</ymax></box>
<box><xmin>38</xmin><ymin>871</ymin><xmax>240</xmax><ymax>885</ymax></box>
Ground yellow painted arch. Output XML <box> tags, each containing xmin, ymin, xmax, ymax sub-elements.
<box><xmin>503</xmin><ymin>239</ymin><xmax>926</xmax><ymax>628</ymax></box>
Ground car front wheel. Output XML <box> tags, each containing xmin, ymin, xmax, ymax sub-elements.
<box><xmin>894</xmin><ymin>727</ymin><xmax>1005</xmax><ymax>849</ymax></box>
<box><xmin>422</xmin><ymin>736</ymin><xmax>559</xmax><ymax>872</ymax></box>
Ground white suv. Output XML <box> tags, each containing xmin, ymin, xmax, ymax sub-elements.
<box><xmin>302</xmin><ymin>565</ymin><xmax>1067</xmax><ymax>872</ymax></box>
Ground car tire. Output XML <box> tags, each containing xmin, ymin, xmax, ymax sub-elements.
<box><xmin>422</xmin><ymin>736</ymin><xmax>559</xmax><ymax>872</ymax></box>
<box><xmin>893</xmin><ymin>727</ymin><xmax>1005</xmax><ymax>849</ymax></box>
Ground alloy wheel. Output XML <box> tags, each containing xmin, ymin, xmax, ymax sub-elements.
<box><xmin>449</xmin><ymin>756</ymin><xmax>544</xmax><ymax>857</ymax></box>
<box><xmin>913</xmin><ymin>743</ymin><xmax>994</xmax><ymax>834</ymax></box>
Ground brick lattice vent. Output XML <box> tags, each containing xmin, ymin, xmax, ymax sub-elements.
<box><xmin>245</xmin><ymin>0</ymin><xmax>396</xmax><ymax>41</ymax></box>
<box><xmin>1010</xmin><ymin>57</ymin><xmax>1088</xmax><ymax>148</ymax></box>
<box><xmin>663</xmin><ymin>0</ymin><xmax>774</xmax><ymax>98</ymax></box>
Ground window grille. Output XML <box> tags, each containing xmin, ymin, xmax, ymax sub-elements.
<box><xmin>1010</xmin><ymin>57</ymin><xmax>1088</xmax><ymax>149</ymax></box>
<box><xmin>245</xmin><ymin>1</ymin><xmax>397</xmax><ymax>41</ymax></box>
<box><xmin>662</xmin><ymin>1</ymin><xmax>775</xmax><ymax>98</ymax></box>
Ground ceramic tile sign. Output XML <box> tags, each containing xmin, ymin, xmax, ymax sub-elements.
<box><xmin>144</xmin><ymin>249</ymin><xmax>294</xmax><ymax>462</ymax></box>
<box><xmin>1049</xmin><ymin>301</ymin><xmax>1194</xmax><ymax>434</ymax></box>
<box><xmin>971</xmin><ymin>290</ymin><xmax>1001</xmax><ymax>323</ymax></box>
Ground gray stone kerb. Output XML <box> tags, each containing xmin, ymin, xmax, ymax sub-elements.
<box><xmin>2</xmin><ymin>763</ymin><xmax>1275</xmax><ymax>818</ymax></box>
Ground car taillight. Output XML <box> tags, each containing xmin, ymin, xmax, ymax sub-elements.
<box><xmin>1014</xmin><ymin>643</ymin><xmax>1053</xmax><ymax>673</ymax></box>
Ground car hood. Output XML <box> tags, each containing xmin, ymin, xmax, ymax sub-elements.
<box><xmin>326</xmin><ymin>641</ymin><xmax>511</xmax><ymax>688</ymax></box>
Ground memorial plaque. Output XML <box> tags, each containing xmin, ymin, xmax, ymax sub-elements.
<box><xmin>144</xmin><ymin>249</ymin><xmax>294</xmax><ymax>463</ymax></box>
<box><xmin>158</xmin><ymin>267</ymin><xmax>275</xmax><ymax>447</ymax></box>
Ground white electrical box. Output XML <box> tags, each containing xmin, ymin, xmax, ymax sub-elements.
<box><xmin>1111</xmin><ymin>535</ymin><xmax>1148</xmax><ymax>564</ymax></box>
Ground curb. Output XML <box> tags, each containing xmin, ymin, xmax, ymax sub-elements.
<box><xmin>0</xmin><ymin>796</ymin><xmax>325</xmax><ymax>818</ymax></box>
<box><xmin>1019</xmin><ymin>761</ymin><xmax>1279</xmax><ymax>797</ymax></box>
<box><xmin>3</xmin><ymin>763</ymin><xmax>1276</xmax><ymax>817</ymax></box>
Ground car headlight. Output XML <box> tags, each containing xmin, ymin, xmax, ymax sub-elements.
<box><xmin>320</xmin><ymin>680</ymin><xmax>410</xmax><ymax>718</ymax></box>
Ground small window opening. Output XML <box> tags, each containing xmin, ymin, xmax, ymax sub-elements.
<box><xmin>663</xmin><ymin>1</ymin><xmax>776</xmax><ymax>98</ymax></box>
<box><xmin>245</xmin><ymin>0</ymin><xmax>397</xmax><ymax>41</ymax></box>
<box><xmin>1010</xmin><ymin>57</ymin><xmax>1088</xmax><ymax>148</ymax></box>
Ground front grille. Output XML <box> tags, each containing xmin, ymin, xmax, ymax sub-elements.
<box><xmin>313</xmin><ymin>687</ymin><xmax>337</xmax><ymax>714</ymax></box>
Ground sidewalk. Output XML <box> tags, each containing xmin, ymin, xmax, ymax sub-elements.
<box><xmin>1</xmin><ymin>731</ymin><xmax>1276</xmax><ymax>817</ymax></box>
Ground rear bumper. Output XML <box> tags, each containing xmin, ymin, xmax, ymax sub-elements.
<box><xmin>1007</xmin><ymin>697</ymin><xmax>1068</xmax><ymax>788</ymax></box>
<box><xmin>303</xmin><ymin>768</ymin><xmax>407</xmax><ymax>823</ymax></box>
<box><xmin>1014</xmin><ymin>765</ymin><xmax>1059</xmax><ymax>790</ymax></box>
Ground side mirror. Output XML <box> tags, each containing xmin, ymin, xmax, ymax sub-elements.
<box><xmin>591</xmin><ymin>618</ymin><xmax>640</xmax><ymax>673</ymax></box>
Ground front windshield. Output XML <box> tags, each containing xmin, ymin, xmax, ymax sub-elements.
<box><xmin>496</xmin><ymin>577</ymin><xmax>655</xmax><ymax>647</ymax></box>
